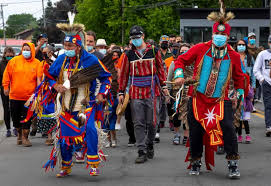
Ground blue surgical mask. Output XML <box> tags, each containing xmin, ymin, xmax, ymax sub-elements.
<box><xmin>22</xmin><ymin>51</ymin><xmax>31</xmax><ymax>59</ymax></box>
<box><xmin>99</xmin><ymin>49</ymin><xmax>107</xmax><ymax>55</ymax></box>
<box><xmin>41</xmin><ymin>43</ymin><xmax>47</xmax><ymax>49</ymax></box>
<box><xmin>87</xmin><ymin>46</ymin><xmax>93</xmax><ymax>52</ymax></box>
<box><xmin>237</xmin><ymin>45</ymin><xmax>246</xmax><ymax>52</ymax></box>
<box><xmin>5</xmin><ymin>56</ymin><xmax>13</xmax><ymax>61</ymax></box>
<box><xmin>132</xmin><ymin>38</ymin><xmax>143</xmax><ymax>47</ymax></box>
<box><xmin>172</xmin><ymin>49</ymin><xmax>178</xmax><ymax>56</ymax></box>
<box><xmin>249</xmin><ymin>39</ymin><xmax>256</xmax><ymax>45</ymax></box>
<box><xmin>64</xmin><ymin>49</ymin><xmax>76</xmax><ymax>58</ymax></box>
<box><xmin>213</xmin><ymin>34</ymin><xmax>227</xmax><ymax>47</ymax></box>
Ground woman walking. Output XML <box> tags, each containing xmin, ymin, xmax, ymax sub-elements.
<box><xmin>2</xmin><ymin>42</ymin><xmax>43</xmax><ymax>146</ymax></box>
<box><xmin>0</xmin><ymin>47</ymin><xmax>16</xmax><ymax>137</ymax></box>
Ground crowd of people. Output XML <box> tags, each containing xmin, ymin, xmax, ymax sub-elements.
<box><xmin>1</xmin><ymin>6</ymin><xmax>271</xmax><ymax>181</ymax></box>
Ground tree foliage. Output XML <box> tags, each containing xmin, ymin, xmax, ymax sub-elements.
<box><xmin>6</xmin><ymin>14</ymin><xmax>37</xmax><ymax>38</ymax></box>
<box><xmin>75</xmin><ymin>0</ymin><xmax>263</xmax><ymax>45</ymax></box>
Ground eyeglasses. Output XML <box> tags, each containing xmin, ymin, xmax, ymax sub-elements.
<box><xmin>5</xmin><ymin>56</ymin><xmax>14</xmax><ymax>57</ymax></box>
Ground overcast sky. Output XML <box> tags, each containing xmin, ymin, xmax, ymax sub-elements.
<box><xmin>1</xmin><ymin>0</ymin><xmax>60</xmax><ymax>25</ymax></box>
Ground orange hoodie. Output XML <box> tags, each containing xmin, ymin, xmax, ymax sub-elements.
<box><xmin>2</xmin><ymin>42</ymin><xmax>43</xmax><ymax>101</ymax></box>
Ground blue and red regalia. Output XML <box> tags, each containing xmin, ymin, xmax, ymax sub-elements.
<box><xmin>42</xmin><ymin>23</ymin><xmax>111</xmax><ymax>177</ymax></box>
<box><xmin>174</xmin><ymin>10</ymin><xmax>245</xmax><ymax>178</ymax></box>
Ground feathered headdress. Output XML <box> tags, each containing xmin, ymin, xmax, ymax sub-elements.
<box><xmin>207</xmin><ymin>0</ymin><xmax>235</xmax><ymax>35</ymax></box>
<box><xmin>56</xmin><ymin>12</ymin><xmax>86</xmax><ymax>47</ymax></box>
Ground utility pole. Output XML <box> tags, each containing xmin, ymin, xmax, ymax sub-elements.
<box><xmin>121</xmin><ymin>0</ymin><xmax>125</xmax><ymax>45</ymax></box>
<box><xmin>42</xmin><ymin>0</ymin><xmax>46</xmax><ymax>28</ymax></box>
<box><xmin>0</xmin><ymin>4</ymin><xmax>8</xmax><ymax>47</ymax></box>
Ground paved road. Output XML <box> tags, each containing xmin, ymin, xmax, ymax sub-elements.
<box><xmin>0</xmin><ymin>109</ymin><xmax>270</xmax><ymax>186</ymax></box>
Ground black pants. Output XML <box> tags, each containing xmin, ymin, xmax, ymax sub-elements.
<box><xmin>10</xmin><ymin>99</ymin><xmax>31</xmax><ymax>129</ymax></box>
<box><xmin>237</xmin><ymin>120</ymin><xmax>250</xmax><ymax>135</ymax></box>
<box><xmin>1</xmin><ymin>89</ymin><xmax>11</xmax><ymax>130</ymax></box>
<box><xmin>188</xmin><ymin>99</ymin><xmax>238</xmax><ymax>159</ymax></box>
<box><xmin>125</xmin><ymin>102</ymin><xmax>136</xmax><ymax>143</ymax></box>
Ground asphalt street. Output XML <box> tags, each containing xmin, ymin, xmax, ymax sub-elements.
<box><xmin>0</xmin><ymin>101</ymin><xmax>270</xmax><ymax>186</ymax></box>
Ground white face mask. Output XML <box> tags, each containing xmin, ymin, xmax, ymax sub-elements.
<box><xmin>99</xmin><ymin>49</ymin><xmax>107</xmax><ymax>55</ymax></box>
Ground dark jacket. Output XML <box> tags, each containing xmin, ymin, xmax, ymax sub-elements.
<box><xmin>0</xmin><ymin>58</ymin><xmax>8</xmax><ymax>88</ymax></box>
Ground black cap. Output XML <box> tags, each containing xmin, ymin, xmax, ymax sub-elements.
<box><xmin>37</xmin><ymin>33</ymin><xmax>48</xmax><ymax>41</ymax></box>
<box><xmin>129</xmin><ymin>25</ymin><xmax>144</xmax><ymax>39</ymax></box>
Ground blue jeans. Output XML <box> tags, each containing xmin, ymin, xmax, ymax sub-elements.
<box><xmin>262</xmin><ymin>80</ymin><xmax>271</xmax><ymax>128</ymax></box>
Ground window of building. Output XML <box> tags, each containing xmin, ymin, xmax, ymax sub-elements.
<box><xmin>184</xmin><ymin>27</ymin><xmax>212</xmax><ymax>44</ymax></box>
<box><xmin>260</xmin><ymin>27</ymin><xmax>269</xmax><ymax>49</ymax></box>
<box><xmin>230</xmin><ymin>27</ymin><xmax>248</xmax><ymax>41</ymax></box>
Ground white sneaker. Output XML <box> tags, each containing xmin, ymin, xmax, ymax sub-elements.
<box><xmin>105</xmin><ymin>142</ymin><xmax>111</xmax><ymax>148</ymax></box>
<box><xmin>155</xmin><ymin>133</ymin><xmax>160</xmax><ymax>139</ymax></box>
<box><xmin>115</xmin><ymin>123</ymin><xmax>121</xmax><ymax>130</ymax></box>
<box><xmin>75</xmin><ymin>152</ymin><xmax>84</xmax><ymax>163</ymax></box>
<box><xmin>252</xmin><ymin>107</ymin><xmax>256</xmax><ymax>113</ymax></box>
<box><xmin>112</xmin><ymin>140</ymin><xmax>117</xmax><ymax>148</ymax></box>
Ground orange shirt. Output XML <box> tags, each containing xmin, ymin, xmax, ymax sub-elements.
<box><xmin>115</xmin><ymin>53</ymin><xmax>125</xmax><ymax>70</ymax></box>
<box><xmin>164</xmin><ymin>56</ymin><xmax>174</xmax><ymax>72</ymax></box>
<box><xmin>2</xmin><ymin>42</ymin><xmax>43</xmax><ymax>101</ymax></box>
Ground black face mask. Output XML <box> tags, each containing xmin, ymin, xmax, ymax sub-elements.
<box><xmin>161</xmin><ymin>42</ymin><xmax>168</xmax><ymax>50</ymax></box>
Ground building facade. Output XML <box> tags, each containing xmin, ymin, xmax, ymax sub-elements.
<box><xmin>179</xmin><ymin>8</ymin><xmax>270</xmax><ymax>48</ymax></box>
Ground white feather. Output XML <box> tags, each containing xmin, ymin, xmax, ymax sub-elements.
<box><xmin>68</xmin><ymin>11</ymin><xmax>76</xmax><ymax>26</ymax></box>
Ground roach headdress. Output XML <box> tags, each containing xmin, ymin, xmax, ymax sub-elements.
<box><xmin>207</xmin><ymin>0</ymin><xmax>235</xmax><ymax>36</ymax></box>
<box><xmin>57</xmin><ymin>12</ymin><xmax>86</xmax><ymax>47</ymax></box>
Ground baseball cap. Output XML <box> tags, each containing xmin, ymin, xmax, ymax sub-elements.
<box><xmin>129</xmin><ymin>25</ymin><xmax>144</xmax><ymax>39</ymax></box>
<box><xmin>248</xmin><ymin>32</ymin><xmax>256</xmax><ymax>38</ymax></box>
<box><xmin>160</xmin><ymin>35</ymin><xmax>169</xmax><ymax>42</ymax></box>
<box><xmin>37</xmin><ymin>33</ymin><xmax>48</xmax><ymax>40</ymax></box>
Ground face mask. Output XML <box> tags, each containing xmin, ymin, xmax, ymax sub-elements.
<box><xmin>99</xmin><ymin>49</ymin><xmax>107</xmax><ymax>55</ymax></box>
<box><xmin>213</xmin><ymin>34</ymin><xmax>227</xmax><ymax>47</ymax></box>
<box><xmin>237</xmin><ymin>45</ymin><xmax>246</xmax><ymax>52</ymax></box>
<box><xmin>161</xmin><ymin>42</ymin><xmax>168</xmax><ymax>50</ymax></box>
<box><xmin>87</xmin><ymin>46</ymin><xmax>93</xmax><ymax>52</ymax></box>
<box><xmin>22</xmin><ymin>51</ymin><xmax>31</xmax><ymax>59</ymax></box>
<box><xmin>64</xmin><ymin>49</ymin><xmax>76</xmax><ymax>58</ymax></box>
<box><xmin>132</xmin><ymin>38</ymin><xmax>143</xmax><ymax>47</ymax></box>
<box><xmin>249</xmin><ymin>39</ymin><xmax>256</xmax><ymax>45</ymax></box>
<box><xmin>172</xmin><ymin>49</ymin><xmax>178</xmax><ymax>56</ymax></box>
<box><xmin>5</xmin><ymin>56</ymin><xmax>13</xmax><ymax>61</ymax></box>
<box><xmin>41</xmin><ymin>43</ymin><xmax>47</xmax><ymax>49</ymax></box>
<box><xmin>180</xmin><ymin>50</ymin><xmax>188</xmax><ymax>55</ymax></box>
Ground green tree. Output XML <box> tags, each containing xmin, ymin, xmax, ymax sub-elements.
<box><xmin>0</xmin><ymin>29</ymin><xmax>3</xmax><ymax>38</ymax></box>
<box><xmin>6</xmin><ymin>14</ymin><xmax>37</xmax><ymax>38</ymax></box>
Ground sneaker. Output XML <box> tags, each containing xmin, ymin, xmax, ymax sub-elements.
<box><xmin>105</xmin><ymin>142</ymin><xmax>111</xmax><ymax>148</ymax></box>
<box><xmin>154</xmin><ymin>133</ymin><xmax>160</xmax><ymax>143</ymax></box>
<box><xmin>245</xmin><ymin>135</ymin><xmax>251</xmax><ymax>143</ymax></box>
<box><xmin>173</xmin><ymin>134</ymin><xmax>180</xmax><ymax>145</ymax></box>
<box><xmin>258</xmin><ymin>99</ymin><xmax>262</xmax><ymax>103</ymax></box>
<box><xmin>89</xmin><ymin>168</ymin><xmax>100</xmax><ymax>176</ymax></box>
<box><xmin>128</xmin><ymin>141</ymin><xmax>136</xmax><ymax>147</ymax></box>
<box><xmin>237</xmin><ymin>135</ymin><xmax>243</xmax><ymax>143</ymax></box>
<box><xmin>252</xmin><ymin>106</ymin><xmax>256</xmax><ymax>113</ymax></box>
<box><xmin>266</xmin><ymin>127</ymin><xmax>271</xmax><ymax>137</ymax></box>
<box><xmin>56</xmin><ymin>169</ymin><xmax>72</xmax><ymax>178</ymax></box>
<box><xmin>135</xmin><ymin>150</ymin><xmax>147</xmax><ymax>164</ymax></box>
<box><xmin>75</xmin><ymin>152</ymin><xmax>85</xmax><ymax>163</ymax></box>
<box><xmin>13</xmin><ymin>128</ymin><xmax>18</xmax><ymax>137</ymax></box>
<box><xmin>228</xmin><ymin>160</ymin><xmax>240</xmax><ymax>179</ymax></box>
<box><xmin>146</xmin><ymin>145</ymin><xmax>154</xmax><ymax>159</ymax></box>
<box><xmin>189</xmin><ymin>160</ymin><xmax>201</xmax><ymax>176</ymax></box>
<box><xmin>112</xmin><ymin>140</ymin><xmax>117</xmax><ymax>148</ymax></box>
<box><xmin>182</xmin><ymin>137</ymin><xmax>188</xmax><ymax>145</ymax></box>
<box><xmin>216</xmin><ymin>146</ymin><xmax>225</xmax><ymax>155</ymax></box>
<box><xmin>6</xmin><ymin>130</ymin><xmax>11</xmax><ymax>137</ymax></box>
<box><xmin>115</xmin><ymin>123</ymin><xmax>121</xmax><ymax>130</ymax></box>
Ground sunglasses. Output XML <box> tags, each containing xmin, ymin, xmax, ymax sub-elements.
<box><xmin>161</xmin><ymin>37</ymin><xmax>169</xmax><ymax>41</ymax></box>
<box><xmin>6</xmin><ymin>56</ymin><xmax>14</xmax><ymax>57</ymax></box>
<box><xmin>237</xmin><ymin>44</ymin><xmax>246</xmax><ymax>46</ymax></box>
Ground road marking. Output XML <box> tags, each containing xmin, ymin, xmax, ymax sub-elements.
<box><xmin>252</xmin><ymin>112</ymin><xmax>264</xmax><ymax>119</ymax></box>
<box><xmin>256</xmin><ymin>109</ymin><xmax>264</xmax><ymax>114</ymax></box>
